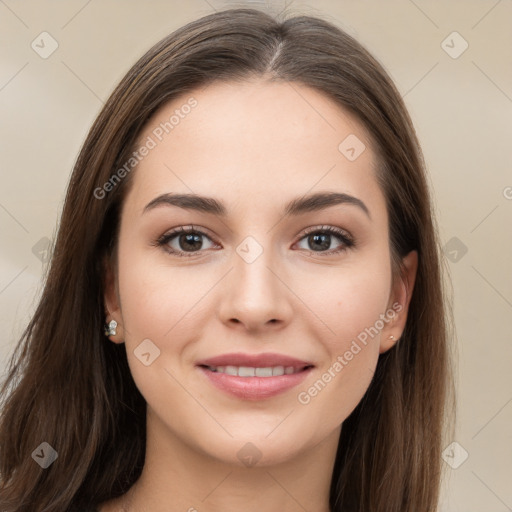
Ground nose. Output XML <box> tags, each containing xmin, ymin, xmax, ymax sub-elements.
<box><xmin>217</xmin><ymin>241</ymin><xmax>293</xmax><ymax>334</ymax></box>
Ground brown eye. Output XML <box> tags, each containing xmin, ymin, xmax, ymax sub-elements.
<box><xmin>156</xmin><ymin>226</ymin><xmax>217</xmax><ymax>257</ymax></box>
<box><xmin>295</xmin><ymin>226</ymin><xmax>354</xmax><ymax>254</ymax></box>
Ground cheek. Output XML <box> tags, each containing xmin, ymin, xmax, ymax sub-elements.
<box><xmin>293</xmin><ymin>252</ymin><xmax>392</xmax><ymax>346</ymax></box>
<box><xmin>118</xmin><ymin>246</ymin><xmax>208</xmax><ymax>340</ymax></box>
<box><xmin>116</xmin><ymin>247</ymin><xmax>219</xmax><ymax>402</ymax></box>
<box><xmin>116</xmin><ymin>251</ymin><xmax>211</xmax><ymax>410</ymax></box>
<box><xmin>293</xmin><ymin>256</ymin><xmax>391</xmax><ymax>424</ymax></box>
<box><xmin>297</xmin><ymin>347</ymin><xmax>379</xmax><ymax>431</ymax></box>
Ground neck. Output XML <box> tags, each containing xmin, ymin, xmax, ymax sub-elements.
<box><xmin>113</xmin><ymin>407</ymin><xmax>339</xmax><ymax>512</ymax></box>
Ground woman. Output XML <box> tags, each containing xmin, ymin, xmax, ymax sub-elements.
<box><xmin>0</xmin><ymin>7</ymin><xmax>453</xmax><ymax>512</ymax></box>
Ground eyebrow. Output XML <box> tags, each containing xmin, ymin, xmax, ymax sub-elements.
<box><xmin>143</xmin><ymin>191</ymin><xmax>371</xmax><ymax>219</ymax></box>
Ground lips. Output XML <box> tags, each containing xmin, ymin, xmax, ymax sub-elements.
<box><xmin>196</xmin><ymin>352</ymin><xmax>314</xmax><ymax>370</ymax></box>
<box><xmin>195</xmin><ymin>352</ymin><xmax>315</xmax><ymax>401</ymax></box>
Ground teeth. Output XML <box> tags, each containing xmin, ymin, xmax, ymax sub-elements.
<box><xmin>238</xmin><ymin>366</ymin><xmax>255</xmax><ymax>377</ymax></box>
<box><xmin>272</xmin><ymin>366</ymin><xmax>284</xmax><ymax>376</ymax></box>
<box><xmin>225</xmin><ymin>365</ymin><xmax>238</xmax><ymax>376</ymax></box>
<box><xmin>207</xmin><ymin>365</ymin><xmax>302</xmax><ymax>377</ymax></box>
<box><xmin>255</xmin><ymin>367</ymin><xmax>273</xmax><ymax>377</ymax></box>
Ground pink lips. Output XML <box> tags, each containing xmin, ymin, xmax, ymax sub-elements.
<box><xmin>196</xmin><ymin>352</ymin><xmax>313</xmax><ymax>370</ymax></box>
<box><xmin>196</xmin><ymin>352</ymin><xmax>314</xmax><ymax>401</ymax></box>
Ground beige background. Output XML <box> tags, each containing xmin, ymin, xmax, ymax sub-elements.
<box><xmin>1</xmin><ymin>1</ymin><xmax>511</xmax><ymax>510</ymax></box>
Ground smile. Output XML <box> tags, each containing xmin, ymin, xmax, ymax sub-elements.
<box><xmin>203</xmin><ymin>365</ymin><xmax>310</xmax><ymax>377</ymax></box>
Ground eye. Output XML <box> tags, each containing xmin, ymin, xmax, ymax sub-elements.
<box><xmin>294</xmin><ymin>225</ymin><xmax>355</xmax><ymax>255</ymax></box>
<box><xmin>154</xmin><ymin>225</ymin><xmax>218</xmax><ymax>258</ymax></box>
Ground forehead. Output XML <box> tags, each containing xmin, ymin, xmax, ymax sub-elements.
<box><xmin>124</xmin><ymin>79</ymin><xmax>385</xmax><ymax>219</ymax></box>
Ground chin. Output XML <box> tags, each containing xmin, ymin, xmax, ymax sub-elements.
<box><xmin>205</xmin><ymin>430</ymin><xmax>311</xmax><ymax>469</ymax></box>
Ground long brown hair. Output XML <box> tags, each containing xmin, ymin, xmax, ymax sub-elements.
<box><xmin>0</xmin><ymin>8</ymin><xmax>454</xmax><ymax>511</ymax></box>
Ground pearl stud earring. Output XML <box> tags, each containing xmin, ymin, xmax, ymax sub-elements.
<box><xmin>104</xmin><ymin>319</ymin><xmax>118</xmax><ymax>336</ymax></box>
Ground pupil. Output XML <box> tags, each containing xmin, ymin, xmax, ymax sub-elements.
<box><xmin>309</xmin><ymin>233</ymin><xmax>330</xmax><ymax>251</ymax></box>
<box><xmin>181</xmin><ymin>233</ymin><xmax>202</xmax><ymax>251</ymax></box>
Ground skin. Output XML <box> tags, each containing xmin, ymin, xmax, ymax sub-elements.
<box><xmin>100</xmin><ymin>78</ymin><xmax>417</xmax><ymax>512</ymax></box>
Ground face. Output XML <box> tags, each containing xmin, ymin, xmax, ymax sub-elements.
<box><xmin>104</xmin><ymin>79</ymin><xmax>417</xmax><ymax>467</ymax></box>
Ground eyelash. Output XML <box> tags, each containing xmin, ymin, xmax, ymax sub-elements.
<box><xmin>153</xmin><ymin>224</ymin><xmax>355</xmax><ymax>258</ymax></box>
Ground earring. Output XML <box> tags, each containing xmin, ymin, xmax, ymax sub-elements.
<box><xmin>104</xmin><ymin>319</ymin><xmax>118</xmax><ymax>336</ymax></box>
<box><xmin>389</xmin><ymin>335</ymin><xmax>395</xmax><ymax>341</ymax></box>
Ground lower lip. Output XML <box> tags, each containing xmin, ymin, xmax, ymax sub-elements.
<box><xmin>197</xmin><ymin>366</ymin><xmax>313</xmax><ymax>400</ymax></box>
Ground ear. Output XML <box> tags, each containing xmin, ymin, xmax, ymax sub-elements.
<box><xmin>102</xmin><ymin>255</ymin><xmax>125</xmax><ymax>344</ymax></box>
<box><xmin>379</xmin><ymin>249</ymin><xmax>418</xmax><ymax>354</ymax></box>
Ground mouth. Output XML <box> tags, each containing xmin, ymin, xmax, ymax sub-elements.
<box><xmin>195</xmin><ymin>353</ymin><xmax>315</xmax><ymax>400</ymax></box>
<box><xmin>199</xmin><ymin>364</ymin><xmax>313</xmax><ymax>377</ymax></box>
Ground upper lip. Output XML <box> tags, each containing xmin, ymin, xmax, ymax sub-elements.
<box><xmin>196</xmin><ymin>352</ymin><xmax>314</xmax><ymax>370</ymax></box>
